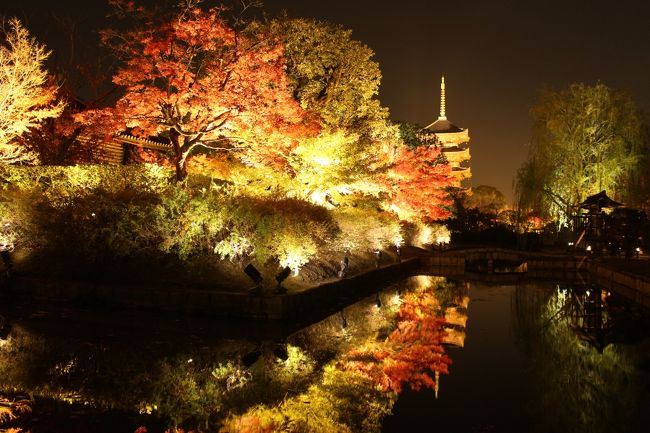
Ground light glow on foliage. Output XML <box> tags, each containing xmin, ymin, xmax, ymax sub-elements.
<box><xmin>278</xmin><ymin>345</ymin><xmax>315</xmax><ymax>377</ymax></box>
<box><xmin>312</xmin><ymin>155</ymin><xmax>338</xmax><ymax>167</ymax></box>
<box><xmin>412</xmin><ymin>222</ymin><xmax>434</xmax><ymax>247</ymax></box>
<box><xmin>0</xmin><ymin>222</ymin><xmax>15</xmax><ymax>252</ymax></box>
<box><xmin>414</xmin><ymin>223</ymin><xmax>451</xmax><ymax>247</ymax></box>
<box><xmin>435</xmin><ymin>232</ymin><xmax>451</xmax><ymax>246</ymax></box>
<box><xmin>280</xmin><ymin>250</ymin><xmax>308</xmax><ymax>276</ymax></box>
<box><xmin>308</xmin><ymin>190</ymin><xmax>331</xmax><ymax>208</ymax></box>
<box><xmin>0</xmin><ymin>18</ymin><xmax>64</xmax><ymax>164</ymax></box>
<box><xmin>213</xmin><ymin>232</ymin><xmax>253</xmax><ymax>261</ymax></box>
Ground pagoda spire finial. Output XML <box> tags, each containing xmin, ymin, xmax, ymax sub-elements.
<box><xmin>439</xmin><ymin>75</ymin><xmax>447</xmax><ymax>120</ymax></box>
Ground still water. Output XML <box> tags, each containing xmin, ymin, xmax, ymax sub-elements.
<box><xmin>1</xmin><ymin>276</ymin><xmax>650</xmax><ymax>433</ymax></box>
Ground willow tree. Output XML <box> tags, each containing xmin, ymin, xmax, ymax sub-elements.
<box><xmin>0</xmin><ymin>18</ymin><xmax>64</xmax><ymax>164</ymax></box>
<box><xmin>516</xmin><ymin>83</ymin><xmax>644</xmax><ymax>224</ymax></box>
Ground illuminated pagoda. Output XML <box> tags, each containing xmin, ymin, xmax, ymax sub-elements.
<box><xmin>419</xmin><ymin>75</ymin><xmax>471</xmax><ymax>187</ymax></box>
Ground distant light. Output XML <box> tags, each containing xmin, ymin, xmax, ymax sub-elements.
<box><xmin>568</xmin><ymin>241</ymin><xmax>574</xmax><ymax>246</ymax></box>
<box><xmin>586</xmin><ymin>245</ymin><xmax>592</xmax><ymax>252</ymax></box>
<box><xmin>187</xmin><ymin>358</ymin><xmax>193</xmax><ymax>363</ymax></box>
<box><xmin>586</xmin><ymin>290</ymin><xmax>591</xmax><ymax>297</ymax></box>
<box><xmin>636</xmin><ymin>247</ymin><xmax>641</xmax><ymax>252</ymax></box>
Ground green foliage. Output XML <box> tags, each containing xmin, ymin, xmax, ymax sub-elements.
<box><xmin>396</xmin><ymin>121</ymin><xmax>424</xmax><ymax>149</ymax></box>
<box><xmin>269</xmin><ymin>18</ymin><xmax>396</xmax><ymax>141</ymax></box>
<box><xmin>152</xmin><ymin>357</ymin><xmax>228</xmax><ymax>429</ymax></box>
<box><xmin>289</xmin><ymin>130</ymin><xmax>385</xmax><ymax>206</ymax></box>
<box><xmin>271</xmin><ymin>345</ymin><xmax>315</xmax><ymax>385</ymax></box>
<box><xmin>465</xmin><ymin>185</ymin><xmax>507</xmax><ymax>213</ymax></box>
<box><xmin>0</xmin><ymin>166</ymin><xmax>342</xmax><ymax>275</ymax></box>
<box><xmin>516</xmin><ymin>83</ymin><xmax>645</xmax><ymax>223</ymax></box>
<box><xmin>220</xmin><ymin>364</ymin><xmax>394</xmax><ymax>433</ymax></box>
<box><xmin>513</xmin><ymin>286</ymin><xmax>650</xmax><ymax>433</ymax></box>
<box><xmin>332</xmin><ymin>206</ymin><xmax>402</xmax><ymax>252</ymax></box>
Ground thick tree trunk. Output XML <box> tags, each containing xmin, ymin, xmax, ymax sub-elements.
<box><xmin>169</xmin><ymin>129</ymin><xmax>188</xmax><ymax>182</ymax></box>
<box><xmin>175</xmin><ymin>157</ymin><xmax>188</xmax><ymax>181</ymax></box>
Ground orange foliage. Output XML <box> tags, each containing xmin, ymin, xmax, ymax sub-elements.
<box><xmin>77</xmin><ymin>3</ymin><xmax>317</xmax><ymax>180</ymax></box>
<box><xmin>383</xmin><ymin>145</ymin><xmax>453</xmax><ymax>222</ymax></box>
<box><xmin>342</xmin><ymin>290</ymin><xmax>451</xmax><ymax>394</ymax></box>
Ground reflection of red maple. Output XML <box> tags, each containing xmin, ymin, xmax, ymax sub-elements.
<box><xmin>342</xmin><ymin>291</ymin><xmax>451</xmax><ymax>394</ymax></box>
<box><xmin>384</xmin><ymin>145</ymin><xmax>453</xmax><ymax>222</ymax></box>
<box><xmin>77</xmin><ymin>3</ymin><xmax>317</xmax><ymax>180</ymax></box>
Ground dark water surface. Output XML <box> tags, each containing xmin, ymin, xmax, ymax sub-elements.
<box><xmin>2</xmin><ymin>276</ymin><xmax>650</xmax><ymax>433</ymax></box>
<box><xmin>384</xmin><ymin>281</ymin><xmax>650</xmax><ymax>433</ymax></box>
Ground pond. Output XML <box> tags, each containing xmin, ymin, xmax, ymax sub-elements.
<box><xmin>1</xmin><ymin>275</ymin><xmax>650</xmax><ymax>433</ymax></box>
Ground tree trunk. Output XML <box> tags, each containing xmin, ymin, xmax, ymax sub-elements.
<box><xmin>174</xmin><ymin>157</ymin><xmax>188</xmax><ymax>181</ymax></box>
<box><xmin>169</xmin><ymin>129</ymin><xmax>188</xmax><ymax>182</ymax></box>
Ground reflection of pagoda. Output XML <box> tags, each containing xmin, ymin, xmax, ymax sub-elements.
<box><xmin>419</xmin><ymin>76</ymin><xmax>471</xmax><ymax>187</ymax></box>
<box><xmin>442</xmin><ymin>295</ymin><xmax>469</xmax><ymax>348</ymax></box>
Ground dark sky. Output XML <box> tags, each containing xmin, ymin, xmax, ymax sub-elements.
<box><xmin>5</xmin><ymin>0</ymin><xmax>650</xmax><ymax>203</ymax></box>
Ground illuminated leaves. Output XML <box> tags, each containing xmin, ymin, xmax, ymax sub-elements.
<box><xmin>341</xmin><ymin>290</ymin><xmax>451</xmax><ymax>394</ymax></box>
<box><xmin>383</xmin><ymin>145</ymin><xmax>453</xmax><ymax>222</ymax></box>
<box><xmin>0</xmin><ymin>18</ymin><xmax>64</xmax><ymax>164</ymax></box>
<box><xmin>78</xmin><ymin>4</ymin><xmax>315</xmax><ymax>180</ymax></box>
<box><xmin>517</xmin><ymin>83</ymin><xmax>645</xmax><ymax>221</ymax></box>
<box><xmin>272</xmin><ymin>18</ymin><xmax>397</xmax><ymax>143</ymax></box>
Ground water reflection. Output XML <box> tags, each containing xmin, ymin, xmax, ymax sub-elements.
<box><xmin>513</xmin><ymin>283</ymin><xmax>650</xmax><ymax>433</ymax></box>
<box><xmin>1</xmin><ymin>277</ymin><xmax>649</xmax><ymax>432</ymax></box>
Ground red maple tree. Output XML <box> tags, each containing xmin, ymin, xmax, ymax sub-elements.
<box><xmin>383</xmin><ymin>144</ymin><xmax>453</xmax><ymax>222</ymax></box>
<box><xmin>342</xmin><ymin>290</ymin><xmax>451</xmax><ymax>394</ymax></box>
<box><xmin>77</xmin><ymin>2</ymin><xmax>316</xmax><ymax>180</ymax></box>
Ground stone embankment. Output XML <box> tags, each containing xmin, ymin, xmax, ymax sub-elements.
<box><xmin>2</xmin><ymin>247</ymin><xmax>649</xmax><ymax>319</ymax></box>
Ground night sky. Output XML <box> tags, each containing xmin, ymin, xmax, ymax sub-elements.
<box><xmin>4</xmin><ymin>0</ymin><xmax>650</xmax><ymax>203</ymax></box>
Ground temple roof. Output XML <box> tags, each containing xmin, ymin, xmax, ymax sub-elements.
<box><xmin>424</xmin><ymin>118</ymin><xmax>465</xmax><ymax>133</ymax></box>
<box><xmin>578</xmin><ymin>190</ymin><xmax>622</xmax><ymax>209</ymax></box>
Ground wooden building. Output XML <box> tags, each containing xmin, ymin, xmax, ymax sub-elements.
<box><xmin>419</xmin><ymin>76</ymin><xmax>471</xmax><ymax>187</ymax></box>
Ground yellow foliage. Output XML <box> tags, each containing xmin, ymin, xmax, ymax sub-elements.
<box><xmin>0</xmin><ymin>18</ymin><xmax>64</xmax><ymax>163</ymax></box>
<box><xmin>411</xmin><ymin>222</ymin><xmax>450</xmax><ymax>248</ymax></box>
<box><xmin>290</xmin><ymin>131</ymin><xmax>388</xmax><ymax>207</ymax></box>
<box><xmin>332</xmin><ymin>207</ymin><xmax>401</xmax><ymax>252</ymax></box>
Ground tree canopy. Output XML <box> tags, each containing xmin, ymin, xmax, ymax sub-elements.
<box><xmin>516</xmin><ymin>83</ymin><xmax>645</xmax><ymax>223</ymax></box>
<box><xmin>465</xmin><ymin>185</ymin><xmax>507</xmax><ymax>213</ymax></box>
<box><xmin>268</xmin><ymin>18</ymin><xmax>396</xmax><ymax>142</ymax></box>
<box><xmin>0</xmin><ymin>18</ymin><xmax>64</xmax><ymax>164</ymax></box>
<box><xmin>77</xmin><ymin>2</ymin><xmax>317</xmax><ymax>180</ymax></box>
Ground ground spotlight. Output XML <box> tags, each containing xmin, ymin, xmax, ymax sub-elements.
<box><xmin>275</xmin><ymin>266</ymin><xmax>291</xmax><ymax>294</ymax></box>
<box><xmin>244</xmin><ymin>263</ymin><xmax>263</xmax><ymax>294</ymax></box>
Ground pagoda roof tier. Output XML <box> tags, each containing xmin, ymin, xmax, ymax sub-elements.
<box><xmin>442</xmin><ymin>147</ymin><xmax>470</xmax><ymax>165</ymax></box>
<box><xmin>424</xmin><ymin>118</ymin><xmax>465</xmax><ymax>134</ymax></box>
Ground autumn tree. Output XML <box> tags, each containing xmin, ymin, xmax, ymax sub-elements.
<box><xmin>342</xmin><ymin>290</ymin><xmax>451</xmax><ymax>394</ymax></box>
<box><xmin>516</xmin><ymin>83</ymin><xmax>645</xmax><ymax>223</ymax></box>
<box><xmin>0</xmin><ymin>18</ymin><xmax>64</xmax><ymax>164</ymax></box>
<box><xmin>383</xmin><ymin>144</ymin><xmax>452</xmax><ymax>222</ymax></box>
<box><xmin>16</xmin><ymin>99</ymin><xmax>98</xmax><ymax>165</ymax></box>
<box><xmin>78</xmin><ymin>2</ymin><xmax>315</xmax><ymax>181</ymax></box>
